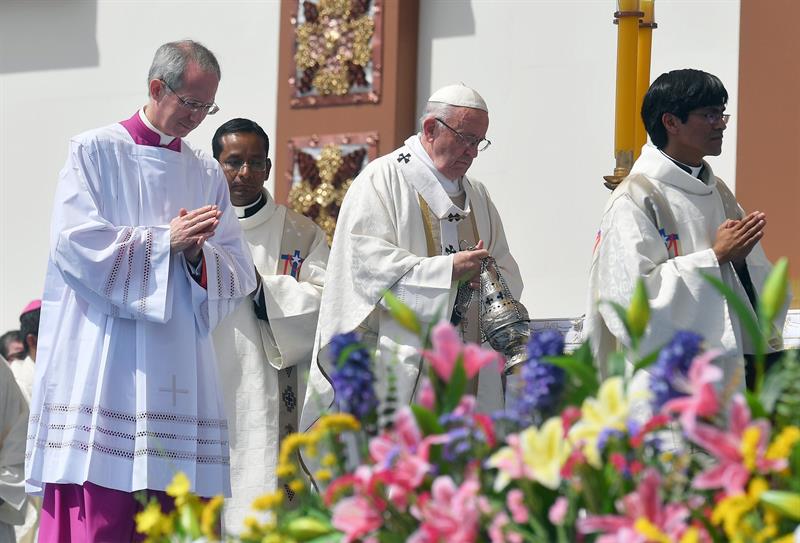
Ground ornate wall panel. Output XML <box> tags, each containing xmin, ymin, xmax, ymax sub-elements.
<box><xmin>286</xmin><ymin>131</ymin><xmax>379</xmax><ymax>243</ymax></box>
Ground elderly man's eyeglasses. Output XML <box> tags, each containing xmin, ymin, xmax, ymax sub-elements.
<box><xmin>691</xmin><ymin>110</ymin><xmax>731</xmax><ymax>125</ymax></box>
<box><xmin>435</xmin><ymin>118</ymin><xmax>491</xmax><ymax>152</ymax></box>
<box><xmin>162</xmin><ymin>81</ymin><xmax>219</xmax><ymax>115</ymax></box>
<box><xmin>222</xmin><ymin>159</ymin><xmax>269</xmax><ymax>172</ymax></box>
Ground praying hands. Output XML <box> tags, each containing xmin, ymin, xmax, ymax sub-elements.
<box><xmin>712</xmin><ymin>210</ymin><xmax>766</xmax><ymax>265</ymax></box>
<box><xmin>170</xmin><ymin>204</ymin><xmax>221</xmax><ymax>264</ymax></box>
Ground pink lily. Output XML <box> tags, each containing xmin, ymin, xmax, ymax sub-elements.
<box><xmin>421</xmin><ymin>320</ymin><xmax>501</xmax><ymax>382</ymax></box>
<box><xmin>410</xmin><ymin>474</ymin><xmax>482</xmax><ymax>543</ymax></box>
<box><xmin>688</xmin><ymin>395</ymin><xmax>786</xmax><ymax>495</ymax></box>
<box><xmin>662</xmin><ymin>350</ymin><xmax>723</xmax><ymax>429</ymax></box>
<box><xmin>331</xmin><ymin>494</ymin><xmax>383</xmax><ymax>543</ymax></box>
<box><xmin>578</xmin><ymin>468</ymin><xmax>696</xmax><ymax>542</ymax></box>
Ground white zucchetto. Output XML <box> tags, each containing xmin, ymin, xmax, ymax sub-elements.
<box><xmin>427</xmin><ymin>84</ymin><xmax>488</xmax><ymax>112</ymax></box>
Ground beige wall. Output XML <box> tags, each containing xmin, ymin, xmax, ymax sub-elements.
<box><xmin>0</xmin><ymin>0</ymin><xmax>742</xmax><ymax>332</ymax></box>
<box><xmin>737</xmin><ymin>0</ymin><xmax>800</xmax><ymax>296</ymax></box>
<box><xmin>0</xmin><ymin>0</ymin><xmax>282</xmax><ymax>332</ymax></box>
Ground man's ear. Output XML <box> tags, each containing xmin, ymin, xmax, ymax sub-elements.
<box><xmin>264</xmin><ymin>158</ymin><xmax>272</xmax><ymax>181</ymax></box>
<box><xmin>662</xmin><ymin>112</ymin><xmax>681</xmax><ymax>136</ymax></box>
<box><xmin>25</xmin><ymin>333</ymin><xmax>36</xmax><ymax>352</ymax></box>
<box><xmin>149</xmin><ymin>79</ymin><xmax>166</xmax><ymax>101</ymax></box>
<box><xmin>422</xmin><ymin>117</ymin><xmax>437</xmax><ymax>142</ymax></box>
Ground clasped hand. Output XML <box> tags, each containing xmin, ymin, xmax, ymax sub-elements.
<box><xmin>170</xmin><ymin>205</ymin><xmax>221</xmax><ymax>264</ymax></box>
<box><xmin>452</xmin><ymin>239</ymin><xmax>489</xmax><ymax>290</ymax></box>
<box><xmin>713</xmin><ymin>211</ymin><xmax>766</xmax><ymax>265</ymax></box>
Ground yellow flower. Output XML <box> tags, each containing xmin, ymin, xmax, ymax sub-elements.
<box><xmin>712</xmin><ymin>477</ymin><xmax>769</xmax><ymax>539</ymax></box>
<box><xmin>314</xmin><ymin>469</ymin><xmax>333</xmax><ymax>482</ymax></box>
<box><xmin>679</xmin><ymin>527</ymin><xmax>700</xmax><ymax>543</ymax></box>
<box><xmin>135</xmin><ymin>500</ymin><xmax>163</xmax><ymax>535</ymax></box>
<box><xmin>766</xmin><ymin>426</ymin><xmax>800</xmax><ymax>461</ymax></box>
<box><xmin>252</xmin><ymin>491</ymin><xmax>284</xmax><ymax>511</ymax></box>
<box><xmin>289</xmin><ymin>478</ymin><xmax>305</xmax><ymax>493</ymax></box>
<box><xmin>741</xmin><ymin>426</ymin><xmax>761</xmax><ymax>472</ymax></box>
<box><xmin>519</xmin><ymin>417</ymin><xmax>571</xmax><ymax>490</ymax></box>
<box><xmin>200</xmin><ymin>495</ymin><xmax>224</xmax><ymax>540</ymax></box>
<box><xmin>276</xmin><ymin>463</ymin><xmax>297</xmax><ymax>478</ymax></box>
<box><xmin>317</xmin><ymin>413</ymin><xmax>361</xmax><ymax>433</ymax></box>
<box><xmin>633</xmin><ymin>518</ymin><xmax>670</xmax><ymax>543</ymax></box>
<box><xmin>165</xmin><ymin>471</ymin><xmax>191</xmax><ymax>499</ymax></box>
<box><xmin>321</xmin><ymin>452</ymin><xmax>337</xmax><ymax>467</ymax></box>
<box><xmin>568</xmin><ymin>377</ymin><xmax>630</xmax><ymax>467</ymax></box>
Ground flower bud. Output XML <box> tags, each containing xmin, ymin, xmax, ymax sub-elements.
<box><xmin>627</xmin><ymin>280</ymin><xmax>650</xmax><ymax>341</ymax></box>
<box><xmin>384</xmin><ymin>291</ymin><xmax>422</xmax><ymax>335</ymax></box>
<box><xmin>760</xmin><ymin>257</ymin><xmax>789</xmax><ymax>324</ymax></box>
<box><xmin>286</xmin><ymin>517</ymin><xmax>334</xmax><ymax>540</ymax></box>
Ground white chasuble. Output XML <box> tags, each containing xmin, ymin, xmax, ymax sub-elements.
<box><xmin>586</xmin><ymin>145</ymin><xmax>787</xmax><ymax>387</ymax></box>
<box><xmin>212</xmin><ymin>190</ymin><xmax>327</xmax><ymax>533</ymax></box>
<box><xmin>0</xmin><ymin>358</ymin><xmax>28</xmax><ymax>543</ymax></box>
<box><xmin>25</xmin><ymin>123</ymin><xmax>256</xmax><ymax>498</ymax></box>
<box><xmin>302</xmin><ymin>137</ymin><xmax>523</xmax><ymax>433</ymax></box>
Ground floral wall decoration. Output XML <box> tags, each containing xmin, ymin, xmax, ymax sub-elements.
<box><xmin>289</xmin><ymin>0</ymin><xmax>383</xmax><ymax>107</ymax></box>
<box><xmin>287</xmin><ymin>132</ymin><xmax>378</xmax><ymax>244</ymax></box>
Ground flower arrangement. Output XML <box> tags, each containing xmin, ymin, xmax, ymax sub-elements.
<box><xmin>138</xmin><ymin>261</ymin><xmax>800</xmax><ymax>542</ymax></box>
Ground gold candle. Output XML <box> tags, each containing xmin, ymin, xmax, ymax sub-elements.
<box><xmin>612</xmin><ymin>0</ymin><xmax>642</xmax><ymax>179</ymax></box>
<box><xmin>634</xmin><ymin>0</ymin><xmax>656</xmax><ymax>159</ymax></box>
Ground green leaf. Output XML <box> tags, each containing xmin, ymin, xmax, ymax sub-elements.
<box><xmin>440</xmin><ymin>358</ymin><xmax>467</xmax><ymax>413</ymax></box>
<box><xmin>411</xmin><ymin>404</ymin><xmax>444</xmax><ymax>436</ymax></box>
<box><xmin>632</xmin><ymin>347</ymin><xmax>661</xmax><ymax>373</ymax></box>
<box><xmin>745</xmin><ymin>389</ymin><xmax>767</xmax><ymax>420</ymax></box>
<box><xmin>605</xmin><ymin>300</ymin><xmax>633</xmax><ymax>345</ymax></box>
<box><xmin>178</xmin><ymin>503</ymin><xmax>200</xmax><ymax>538</ymax></box>
<box><xmin>702</xmin><ymin>273</ymin><xmax>763</xmax><ymax>355</ymax></box>
<box><xmin>605</xmin><ymin>352</ymin><xmax>626</xmax><ymax>378</ymax></box>
<box><xmin>760</xmin><ymin>490</ymin><xmax>800</xmax><ymax>520</ymax></box>
<box><xmin>544</xmin><ymin>353</ymin><xmax>599</xmax><ymax>392</ymax></box>
<box><xmin>759</xmin><ymin>257</ymin><xmax>789</xmax><ymax>324</ymax></box>
<box><xmin>383</xmin><ymin>291</ymin><xmax>422</xmax><ymax>335</ymax></box>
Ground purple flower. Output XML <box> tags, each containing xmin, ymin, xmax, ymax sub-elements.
<box><xmin>649</xmin><ymin>331</ymin><xmax>703</xmax><ymax>411</ymax></box>
<box><xmin>510</xmin><ymin>330</ymin><xmax>566</xmax><ymax>425</ymax></box>
<box><xmin>329</xmin><ymin>332</ymin><xmax>378</xmax><ymax>420</ymax></box>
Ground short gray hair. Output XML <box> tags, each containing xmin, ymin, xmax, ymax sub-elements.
<box><xmin>147</xmin><ymin>40</ymin><xmax>221</xmax><ymax>96</ymax></box>
<box><xmin>418</xmin><ymin>101</ymin><xmax>458</xmax><ymax>132</ymax></box>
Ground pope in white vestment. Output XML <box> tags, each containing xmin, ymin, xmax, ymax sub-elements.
<box><xmin>0</xmin><ymin>357</ymin><xmax>29</xmax><ymax>543</ymax></box>
<box><xmin>26</xmin><ymin>98</ymin><xmax>255</xmax><ymax>512</ymax></box>
<box><xmin>302</xmin><ymin>85</ymin><xmax>523</xmax><ymax>433</ymax></box>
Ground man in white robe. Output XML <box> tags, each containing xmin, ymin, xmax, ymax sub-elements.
<box><xmin>9</xmin><ymin>301</ymin><xmax>39</xmax><ymax>405</ymax></box>
<box><xmin>26</xmin><ymin>41</ymin><xmax>255</xmax><ymax>540</ymax></box>
<box><xmin>0</xmin><ymin>356</ymin><xmax>28</xmax><ymax>543</ymax></box>
<box><xmin>210</xmin><ymin>119</ymin><xmax>328</xmax><ymax>532</ymax></box>
<box><xmin>586</xmin><ymin>69</ymin><xmax>787</xmax><ymax>394</ymax></box>
<box><xmin>302</xmin><ymin>85</ymin><xmax>523</xmax><ymax>433</ymax></box>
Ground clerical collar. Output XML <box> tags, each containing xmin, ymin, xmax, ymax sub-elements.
<box><xmin>233</xmin><ymin>193</ymin><xmax>265</xmax><ymax>219</ymax></box>
<box><xmin>659</xmin><ymin>149</ymin><xmax>704</xmax><ymax>179</ymax></box>
<box><xmin>139</xmin><ymin>108</ymin><xmax>177</xmax><ymax>146</ymax></box>
<box><xmin>408</xmin><ymin>135</ymin><xmax>464</xmax><ymax>197</ymax></box>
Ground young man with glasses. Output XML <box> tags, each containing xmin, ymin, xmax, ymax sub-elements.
<box><xmin>210</xmin><ymin>118</ymin><xmax>328</xmax><ymax>533</ymax></box>
<box><xmin>26</xmin><ymin>40</ymin><xmax>255</xmax><ymax>540</ymax></box>
<box><xmin>302</xmin><ymin>84</ymin><xmax>523</xmax><ymax>436</ymax></box>
<box><xmin>587</xmin><ymin>69</ymin><xmax>788</xmax><ymax>403</ymax></box>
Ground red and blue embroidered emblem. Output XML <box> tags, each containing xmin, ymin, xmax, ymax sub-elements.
<box><xmin>280</xmin><ymin>249</ymin><xmax>305</xmax><ymax>278</ymax></box>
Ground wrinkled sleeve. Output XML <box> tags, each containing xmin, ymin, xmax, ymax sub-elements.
<box><xmin>349</xmin><ymin>177</ymin><xmax>453</xmax><ymax>324</ymax></box>
<box><xmin>259</xmin><ymin>226</ymin><xmax>329</xmax><ymax>370</ymax></box>
<box><xmin>594</xmin><ymin>194</ymin><xmax>723</xmax><ymax>352</ymax></box>
<box><xmin>187</xmin><ymin>167</ymin><xmax>257</xmax><ymax>334</ymax></box>
<box><xmin>52</xmin><ymin>141</ymin><xmax>172</xmax><ymax>323</ymax></box>
<box><xmin>484</xmin><ymin>189</ymin><xmax>524</xmax><ymax>300</ymax></box>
